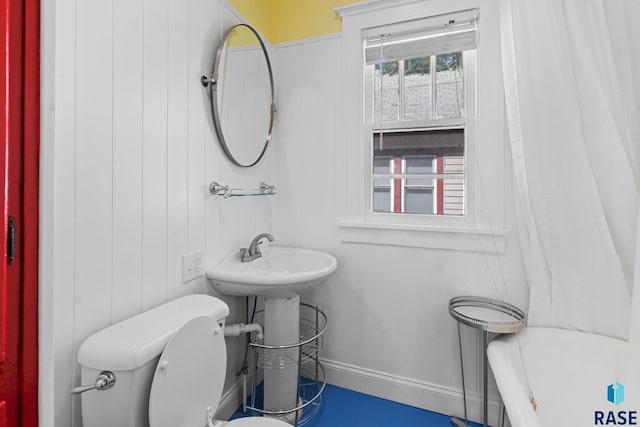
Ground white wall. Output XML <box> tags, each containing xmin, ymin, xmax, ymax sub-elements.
<box><xmin>272</xmin><ymin>10</ymin><xmax>528</xmax><ymax>425</ymax></box>
<box><xmin>39</xmin><ymin>1</ymin><xmax>275</xmax><ymax>425</ymax></box>
<box><xmin>40</xmin><ymin>0</ymin><xmax>528</xmax><ymax>425</ymax></box>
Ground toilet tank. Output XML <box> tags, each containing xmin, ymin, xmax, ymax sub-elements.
<box><xmin>77</xmin><ymin>294</ymin><xmax>229</xmax><ymax>427</ymax></box>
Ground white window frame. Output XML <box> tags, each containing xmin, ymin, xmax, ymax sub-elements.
<box><xmin>364</xmin><ymin>49</ymin><xmax>476</xmax><ymax>224</ymax></box>
<box><xmin>336</xmin><ymin>0</ymin><xmax>506</xmax><ymax>252</ymax></box>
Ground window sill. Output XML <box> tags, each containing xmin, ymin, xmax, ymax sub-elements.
<box><xmin>337</xmin><ymin>221</ymin><xmax>506</xmax><ymax>252</ymax></box>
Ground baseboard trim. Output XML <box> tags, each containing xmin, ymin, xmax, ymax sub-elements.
<box><xmin>320</xmin><ymin>357</ymin><xmax>506</xmax><ymax>426</ymax></box>
<box><xmin>216</xmin><ymin>368</ymin><xmax>265</xmax><ymax>421</ymax></box>
<box><xmin>217</xmin><ymin>357</ymin><xmax>507</xmax><ymax>426</ymax></box>
<box><xmin>216</xmin><ymin>376</ymin><xmax>245</xmax><ymax>421</ymax></box>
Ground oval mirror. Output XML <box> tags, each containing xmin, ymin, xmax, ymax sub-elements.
<box><xmin>202</xmin><ymin>24</ymin><xmax>275</xmax><ymax>167</ymax></box>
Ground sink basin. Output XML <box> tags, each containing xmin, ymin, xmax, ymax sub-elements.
<box><xmin>207</xmin><ymin>246</ymin><xmax>338</xmax><ymax>297</ymax></box>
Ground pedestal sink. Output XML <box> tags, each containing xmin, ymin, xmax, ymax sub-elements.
<box><xmin>206</xmin><ymin>246</ymin><xmax>337</xmax><ymax>423</ymax></box>
<box><xmin>207</xmin><ymin>246</ymin><xmax>337</xmax><ymax>298</ymax></box>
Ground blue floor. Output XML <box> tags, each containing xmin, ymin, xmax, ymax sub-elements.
<box><xmin>231</xmin><ymin>383</ymin><xmax>483</xmax><ymax>426</ymax></box>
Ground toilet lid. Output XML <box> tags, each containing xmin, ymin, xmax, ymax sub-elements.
<box><xmin>149</xmin><ymin>316</ymin><xmax>226</xmax><ymax>427</ymax></box>
<box><xmin>228</xmin><ymin>418</ymin><xmax>293</xmax><ymax>427</ymax></box>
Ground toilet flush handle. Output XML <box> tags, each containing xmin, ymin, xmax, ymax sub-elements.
<box><xmin>70</xmin><ymin>371</ymin><xmax>116</xmax><ymax>395</ymax></box>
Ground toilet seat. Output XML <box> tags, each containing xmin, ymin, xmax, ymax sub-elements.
<box><xmin>227</xmin><ymin>417</ymin><xmax>292</xmax><ymax>426</ymax></box>
<box><xmin>149</xmin><ymin>316</ymin><xmax>226</xmax><ymax>427</ymax></box>
<box><xmin>147</xmin><ymin>315</ymin><xmax>291</xmax><ymax>427</ymax></box>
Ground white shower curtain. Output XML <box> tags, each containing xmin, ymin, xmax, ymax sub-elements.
<box><xmin>499</xmin><ymin>0</ymin><xmax>640</xmax><ymax>339</ymax></box>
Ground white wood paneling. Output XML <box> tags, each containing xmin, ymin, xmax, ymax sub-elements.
<box><xmin>273</xmin><ymin>38</ymin><xmax>343</xmax><ymax>246</ymax></box>
<box><xmin>141</xmin><ymin>0</ymin><xmax>169</xmax><ymax>311</ymax></box>
<box><xmin>185</xmin><ymin>0</ymin><xmax>209</xmax><ymax>298</ymax></box>
<box><xmin>314</xmin><ymin>38</ymin><xmax>341</xmax><ymax>250</ymax></box>
<box><xmin>41</xmin><ymin>1</ymin><xmax>273</xmax><ymax>425</ymax></box>
<box><xmin>72</xmin><ymin>2</ymin><xmax>115</xmax><ymax>425</ymax></box>
<box><xmin>48</xmin><ymin>0</ymin><xmax>78</xmax><ymax>423</ymax></box>
<box><xmin>166</xmin><ymin>0</ymin><xmax>190</xmax><ymax>302</ymax></box>
<box><xmin>112</xmin><ymin>0</ymin><xmax>144</xmax><ymax>323</ymax></box>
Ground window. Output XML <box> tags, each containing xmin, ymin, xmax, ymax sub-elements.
<box><xmin>372</xmin><ymin>129</ymin><xmax>464</xmax><ymax>215</ymax></box>
<box><xmin>364</xmin><ymin>11</ymin><xmax>477</xmax><ymax>219</ymax></box>
<box><xmin>337</xmin><ymin>1</ymin><xmax>506</xmax><ymax>250</ymax></box>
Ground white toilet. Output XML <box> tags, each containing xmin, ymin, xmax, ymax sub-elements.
<box><xmin>77</xmin><ymin>294</ymin><xmax>290</xmax><ymax>427</ymax></box>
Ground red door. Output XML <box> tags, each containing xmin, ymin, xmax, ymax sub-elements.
<box><xmin>0</xmin><ymin>0</ymin><xmax>39</xmax><ymax>426</ymax></box>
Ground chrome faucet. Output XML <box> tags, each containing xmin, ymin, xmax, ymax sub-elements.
<box><xmin>240</xmin><ymin>233</ymin><xmax>274</xmax><ymax>262</ymax></box>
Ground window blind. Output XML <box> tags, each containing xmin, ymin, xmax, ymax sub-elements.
<box><xmin>364</xmin><ymin>10</ymin><xmax>478</xmax><ymax>65</ymax></box>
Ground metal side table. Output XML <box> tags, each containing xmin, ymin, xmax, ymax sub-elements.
<box><xmin>448</xmin><ymin>296</ymin><xmax>525</xmax><ymax>427</ymax></box>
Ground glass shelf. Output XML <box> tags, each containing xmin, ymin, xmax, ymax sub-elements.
<box><xmin>209</xmin><ymin>181</ymin><xmax>276</xmax><ymax>199</ymax></box>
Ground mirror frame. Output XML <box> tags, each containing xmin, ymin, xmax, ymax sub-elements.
<box><xmin>204</xmin><ymin>24</ymin><xmax>275</xmax><ymax>168</ymax></box>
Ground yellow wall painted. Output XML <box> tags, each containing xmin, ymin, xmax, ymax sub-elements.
<box><xmin>226</xmin><ymin>25</ymin><xmax>263</xmax><ymax>47</ymax></box>
<box><xmin>226</xmin><ymin>0</ymin><xmax>361</xmax><ymax>44</ymax></box>
<box><xmin>270</xmin><ymin>0</ymin><xmax>359</xmax><ymax>44</ymax></box>
<box><xmin>226</xmin><ymin>0</ymin><xmax>274</xmax><ymax>42</ymax></box>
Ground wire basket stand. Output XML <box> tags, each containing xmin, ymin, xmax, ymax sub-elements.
<box><xmin>243</xmin><ymin>303</ymin><xmax>328</xmax><ymax>426</ymax></box>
